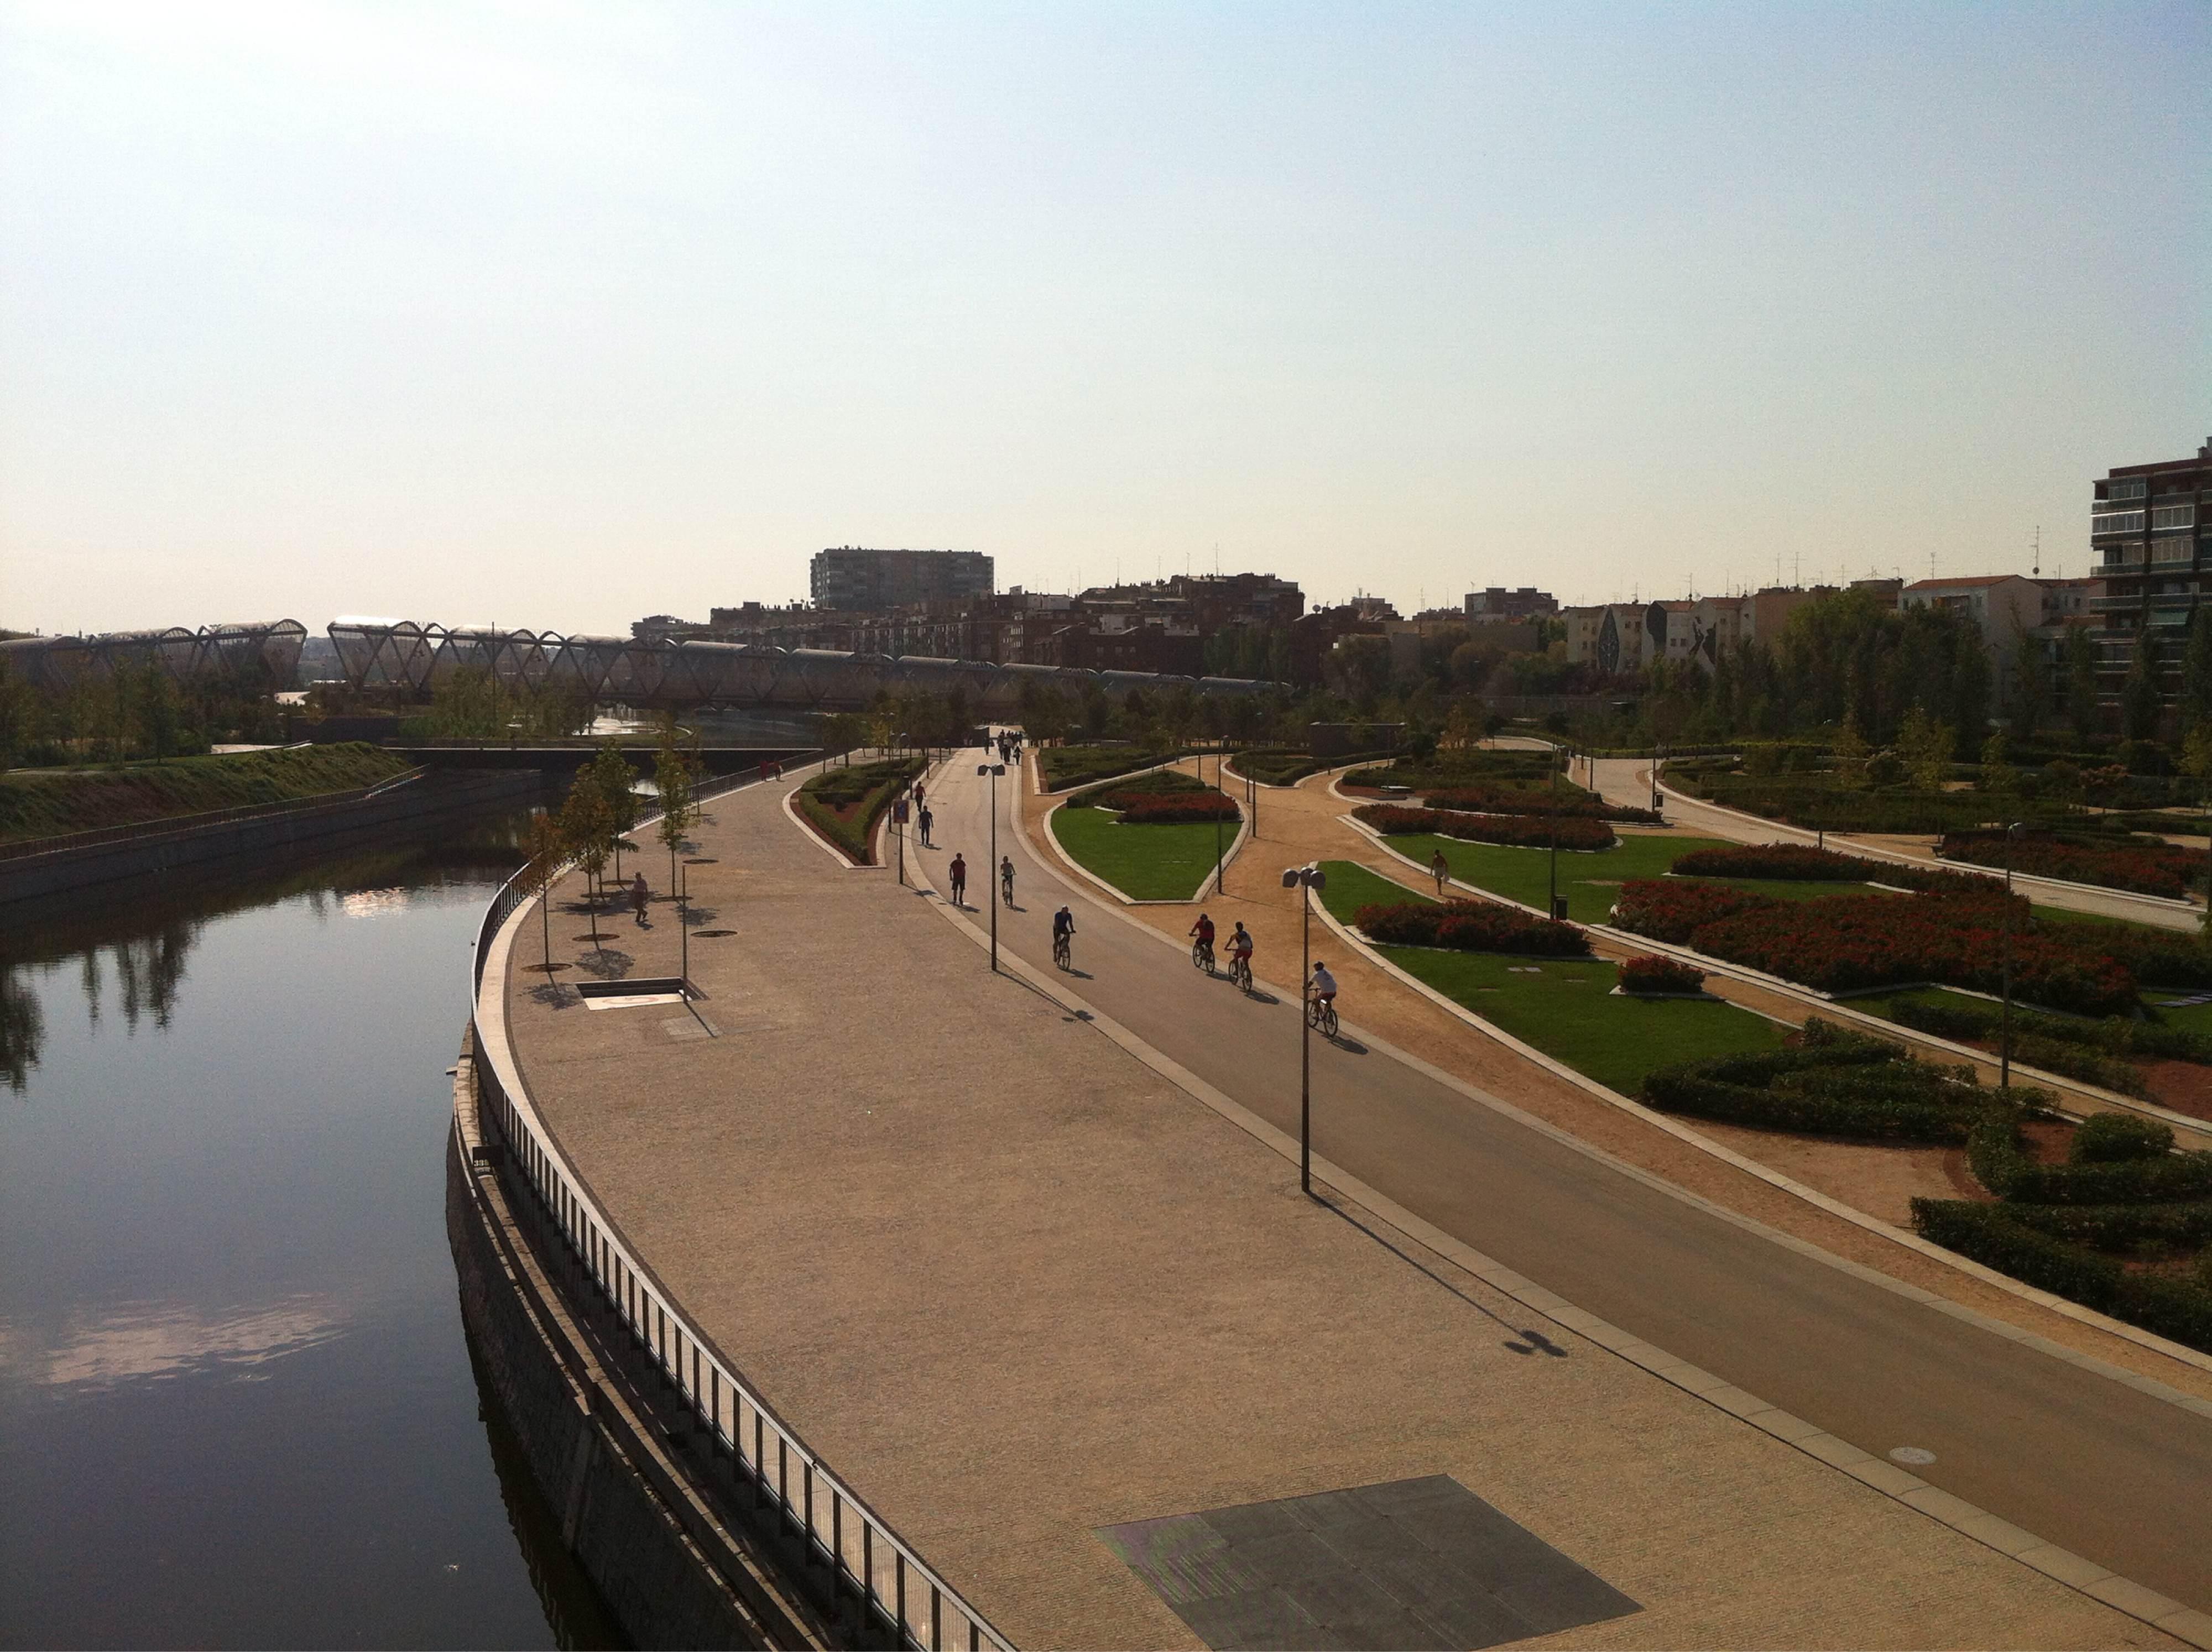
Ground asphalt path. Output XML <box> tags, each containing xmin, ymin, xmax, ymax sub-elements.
<box><xmin>917</xmin><ymin>747</ymin><xmax>2212</xmax><ymax>1617</ymax></box>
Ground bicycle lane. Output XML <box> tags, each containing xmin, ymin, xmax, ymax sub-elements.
<box><xmin>915</xmin><ymin>751</ymin><xmax>2212</xmax><ymax>1622</ymax></box>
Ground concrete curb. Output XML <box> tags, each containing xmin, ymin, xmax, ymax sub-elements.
<box><xmin>916</xmin><ymin>846</ymin><xmax>2212</xmax><ymax>1649</ymax></box>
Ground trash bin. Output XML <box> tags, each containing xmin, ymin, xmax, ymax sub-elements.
<box><xmin>1551</xmin><ymin>896</ymin><xmax>1570</xmax><ymax>922</ymax></box>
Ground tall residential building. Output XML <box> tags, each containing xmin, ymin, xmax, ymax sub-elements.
<box><xmin>1463</xmin><ymin>586</ymin><xmax>1558</xmax><ymax>621</ymax></box>
<box><xmin>808</xmin><ymin>547</ymin><xmax>995</xmax><ymax>611</ymax></box>
<box><xmin>2092</xmin><ymin>440</ymin><xmax>2211</xmax><ymax>713</ymax></box>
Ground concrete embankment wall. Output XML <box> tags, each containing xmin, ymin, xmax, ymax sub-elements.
<box><xmin>446</xmin><ymin>1049</ymin><xmax>832</xmax><ymax>1651</ymax></box>
<box><xmin>1</xmin><ymin>771</ymin><xmax>541</xmax><ymax>906</ymax></box>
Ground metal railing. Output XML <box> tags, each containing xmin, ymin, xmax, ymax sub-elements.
<box><xmin>467</xmin><ymin>764</ymin><xmax>1011</xmax><ymax>1651</ymax></box>
<box><xmin>0</xmin><ymin>766</ymin><xmax>427</xmax><ymax>863</ymax></box>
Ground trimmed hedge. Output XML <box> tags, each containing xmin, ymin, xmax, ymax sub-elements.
<box><xmin>795</xmin><ymin>755</ymin><xmax>924</xmax><ymax>863</ymax></box>
<box><xmin>1068</xmin><ymin>767</ymin><xmax>1208</xmax><ymax>809</ymax></box>
<box><xmin>2001</xmin><ymin>1199</ymin><xmax>2212</xmax><ymax>1252</ymax></box>
<box><xmin>1619</xmin><ymin>955</ymin><xmax>1706</xmax><ymax>995</ymax></box>
<box><xmin>1968</xmin><ymin>1109</ymin><xmax>2212</xmax><ymax>1205</ymax></box>
<box><xmin>1876</xmin><ymin>997</ymin><xmax>2153</xmax><ymax>1096</ymax></box>
<box><xmin>1424</xmin><ymin>785</ymin><xmax>1662</xmax><ymax>825</ymax></box>
<box><xmin>1910</xmin><ymin>1198</ymin><xmax>2212</xmax><ymax>1353</ymax></box>
<box><xmin>2073</xmin><ymin>1112</ymin><xmax>2175</xmax><ymax>1163</ymax></box>
<box><xmin>1354</xmin><ymin>898</ymin><xmax>1590</xmax><ymax>956</ymax></box>
<box><xmin>1040</xmin><ymin>744</ymin><xmax>1194</xmax><ymax>792</ymax></box>
<box><xmin>1641</xmin><ymin>1020</ymin><xmax>1994</xmax><ymax>1142</ymax></box>
<box><xmin>1355</xmin><ymin>804</ymin><xmax>1616</xmax><ymax>852</ymax></box>
<box><xmin>1113</xmin><ymin>793</ymin><xmax>1240</xmax><ymax>824</ymax></box>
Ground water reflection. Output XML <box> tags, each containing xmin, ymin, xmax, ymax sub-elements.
<box><xmin>0</xmin><ymin>805</ymin><xmax>620</xmax><ymax>1649</ymax></box>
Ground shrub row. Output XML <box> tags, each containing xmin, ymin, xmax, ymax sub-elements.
<box><xmin>1666</xmin><ymin>840</ymin><xmax>1998</xmax><ymax>897</ymax></box>
<box><xmin>795</xmin><ymin>756</ymin><xmax>925</xmax><ymax>863</ymax></box>
<box><xmin>1112</xmin><ymin>793</ymin><xmax>1240</xmax><ymax>824</ymax></box>
<box><xmin>1641</xmin><ymin>1022</ymin><xmax>1988</xmax><ymax>1142</ymax></box>
<box><xmin>1041</xmin><ymin>744</ymin><xmax>1193</xmax><ymax>792</ymax></box>
<box><xmin>1612</xmin><ymin>881</ymin><xmax>2136</xmax><ymax>1018</ymax></box>
<box><xmin>2048</xmin><ymin>922</ymin><xmax>2212</xmax><ymax>992</ymax></box>
<box><xmin>806</xmin><ymin>756</ymin><xmax>926</xmax><ymax>811</ymax></box>
<box><xmin>2000</xmin><ymin>1199</ymin><xmax>2212</xmax><ymax>1252</ymax></box>
<box><xmin>1231</xmin><ymin>747</ymin><xmax>1325</xmax><ymax>786</ymax></box>
<box><xmin>1425</xmin><ymin>784</ymin><xmax>1661</xmax><ymax>824</ymax></box>
<box><xmin>1344</xmin><ymin>752</ymin><xmax>1564</xmax><ymax>791</ymax></box>
<box><xmin>1909</xmin><ymin>1199</ymin><xmax>2212</xmax><ymax>1353</ymax></box>
<box><xmin>1874</xmin><ymin>997</ymin><xmax>2151</xmax><ymax>1095</ymax></box>
<box><xmin>1355</xmin><ymin>804</ymin><xmax>1616</xmax><ymax>852</ymax></box>
<box><xmin>1968</xmin><ymin>1107</ymin><xmax>2212</xmax><ymax>1205</ymax></box>
<box><xmin>1881</xmin><ymin>991</ymin><xmax>2212</xmax><ymax>1067</ymax></box>
<box><xmin>1619</xmin><ymin>955</ymin><xmax>1706</xmax><ymax>995</ymax></box>
<box><xmin>1067</xmin><ymin>767</ymin><xmax>1209</xmax><ymax>809</ymax></box>
<box><xmin>1355</xmin><ymin>898</ymin><xmax>1590</xmax><ymax>956</ymax></box>
<box><xmin>1940</xmin><ymin>829</ymin><xmax>2208</xmax><ymax>901</ymax></box>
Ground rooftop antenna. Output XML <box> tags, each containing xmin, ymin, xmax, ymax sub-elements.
<box><xmin>1930</xmin><ymin>547</ymin><xmax>1937</xmax><ymax>581</ymax></box>
<box><xmin>2031</xmin><ymin>525</ymin><xmax>2041</xmax><ymax>577</ymax></box>
<box><xmin>1793</xmin><ymin>550</ymin><xmax>1801</xmax><ymax>587</ymax></box>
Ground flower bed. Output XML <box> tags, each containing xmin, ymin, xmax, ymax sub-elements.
<box><xmin>1354</xmin><ymin>803</ymin><xmax>1615</xmax><ymax>852</ymax></box>
<box><xmin>1619</xmin><ymin>955</ymin><xmax>1706</xmax><ymax>995</ymax></box>
<box><xmin>1612</xmin><ymin>880</ymin><xmax>2136</xmax><ymax>1017</ymax></box>
<box><xmin>1425</xmin><ymin>785</ymin><xmax>1662</xmax><ymax>825</ymax></box>
<box><xmin>1940</xmin><ymin>828</ymin><xmax>2208</xmax><ymax>901</ymax></box>
<box><xmin>1353</xmin><ymin>898</ymin><xmax>1590</xmax><ymax>956</ymax></box>
<box><xmin>1668</xmin><ymin>841</ymin><xmax>1992</xmax><ymax>896</ymax></box>
<box><xmin>795</xmin><ymin>755</ymin><xmax>926</xmax><ymax>864</ymax></box>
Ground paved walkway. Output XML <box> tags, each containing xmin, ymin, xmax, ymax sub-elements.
<box><xmin>500</xmin><ymin>767</ymin><xmax>2177</xmax><ymax>1648</ymax></box>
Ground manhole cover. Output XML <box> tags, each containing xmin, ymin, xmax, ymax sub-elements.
<box><xmin>694</xmin><ymin>929</ymin><xmax>736</xmax><ymax>938</ymax></box>
<box><xmin>1889</xmin><ymin>1446</ymin><xmax>1937</xmax><ymax>1466</ymax></box>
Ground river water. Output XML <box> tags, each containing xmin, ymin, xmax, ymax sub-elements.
<box><xmin>0</xmin><ymin>812</ymin><xmax>622</xmax><ymax>1649</ymax></box>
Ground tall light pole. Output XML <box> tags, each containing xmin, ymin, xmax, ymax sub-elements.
<box><xmin>1548</xmin><ymin>742</ymin><xmax>1562</xmax><ymax>919</ymax></box>
<box><xmin>978</xmin><ymin>761</ymin><xmax>1005</xmax><ymax>971</ymax></box>
<box><xmin>1213</xmin><ymin>746</ymin><xmax>1227</xmax><ymax>897</ymax></box>
<box><xmin>2000</xmin><ymin>819</ymin><xmax>2026</xmax><ymax>1088</ymax></box>
<box><xmin>1280</xmin><ymin>863</ymin><xmax>1328</xmax><ymax>1195</ymax></box>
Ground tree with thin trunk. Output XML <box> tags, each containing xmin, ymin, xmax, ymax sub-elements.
<box><xmin>560</xmin><ymin>771</ymin><xmax>613</xmax><ymax>959</ymax></box>
<box><xmin>654</xmin><ymin>722</ymin><xmax>697</xmax><ymax>903</ymax></box>
<box><xmin>590</xmin><ymin>740</ymin><xmax>639</xmax><ymax>884</ymax></box>
<box><xmin>524</xmin><ymin>812</ymin><xmax>565</xmax><ymax>983</ymax></box>
<box><xmin>2065</xmin><ymin>623</ymin><xmax>2101</xmax><ymax>745</ymax></box>
<box><xmin>2121</xmin><ymin>636</ymin><xmax>2162</xmax><ymax>744</ymax></box>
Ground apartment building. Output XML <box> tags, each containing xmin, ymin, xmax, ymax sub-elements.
<box><xmin>809</xmin><ymin>547</ymin><xmax>995</xmax><ymax>610</ymax></box>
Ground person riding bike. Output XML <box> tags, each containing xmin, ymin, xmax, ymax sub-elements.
<box><xmin>1190</xmin><ymin>912</ymin><xmax>1215</xmax><ymax>968</ymax></box>
<box><xmin>1308</xmin><ymin>961</ymin><xmax>1338</xmax><ymax>1012</ymax></box>
<box><xmin>1052</xmin><ymin>905</ymin><xmax>1076</xmax><ymax>966</ymax></box>
<box><xmin>1000</xmin><ymin>855</ymin><xmax>1016</xmax><ymax>906</ymax></box>
<box><xmin>1227</xmin><ymin>921</ymin><xmax>1254</xmax><ymax>986</ymax></box>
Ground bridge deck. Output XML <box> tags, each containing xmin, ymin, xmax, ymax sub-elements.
<box><xmin>497</xmin><ymin>770</ymin><xmax>2158</xmax><ymax>1649</ymax></box>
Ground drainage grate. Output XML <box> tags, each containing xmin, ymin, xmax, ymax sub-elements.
<box><xmin>1098</xmin><ymin>1475</ymin><xmax>1637</xmax><ymax>1651</ymax></box>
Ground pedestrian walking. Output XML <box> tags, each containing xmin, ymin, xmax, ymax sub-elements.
<box><xmin>632</xmin><ymin>871</ymin><xmax>650</xmax><ymax>923</ymax></box>
<box><xmin>1431</xmin><ymin>847</ymin><xmax>1449</xmax><ymax>896</ymax></box>
<box><xmin>919</xmin><ymin>804</ymin><xmax>934</xmax><ymax>846</ymax></box>
<box><xmin>949</xmin><ymin>852</ymin><xmax>968</xmax><ymax>907</ymax></box>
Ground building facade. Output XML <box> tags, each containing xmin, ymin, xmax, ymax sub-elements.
<box><xmin>1463</xmin><ymin>586</ymin><xmax>1558</xmax><ymax>621</ymax></box>
<box><xmin>2092</xmin><ymin>440</ymin><xmax>2212</xmax><ymax>714</ymax></box>
<box><xmin>808</xmin><ymin>547</ymin><xmax>995</xmax><ymax>611</ymax></box>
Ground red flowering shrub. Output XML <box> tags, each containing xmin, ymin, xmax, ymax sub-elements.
<box><xmin>1610</xmin><ymin>879</ymin><xmax>1779</xmax><ymax>942</ymax></box>
<box><xmin>1619</xmin><ymin>955</ymin><xmax>1707</xmax><ymax>995</ymax></box>
<box><xmin>1425</xmin><ymin>785</ymin><xmax>1662</xmax><ymax>825</ymax></box>
<box><xmin>1940</xmin><ymin>830</ymin><xmax>2206</xmax><ymax>901</ymax></box>
<box><xmin>1354</xmin><ymin>900</ymin><xmax>1590</xmax><ymax>956</ymax></box>
<box><xmin>1354</xmin><ymin>804</ymin><xmax>1615</xmax><ymax>851</ymax></box>
<box><xmin>1111</xmin><ymin>792</ymin><xmax>1240</xmax><ymax>824</ymax></box>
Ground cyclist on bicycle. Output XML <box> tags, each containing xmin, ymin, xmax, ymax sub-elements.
<box><xmin>1228</xmin><ymin>921</ymin><xmax>1253</xmax><ymax>968</ymax></box>
<box><xmin>1190</xmin><ymin>912</ymin><xmax>1215</xmax><ymax>966</ymax></box>
<box><xmin>1308</xmin><ymin>961</ymin><xmax>1338</xmax><ymax>1010</ymax></box>
<box><xmin>1052</xmin><ymin>905</ymin><xmax>1076</xmax><ymax>963</ymax></box>
<box><xmin>1000</xmin><ymin>855</ymin><xmax>1016</xmax><ymax>905</ymax></box>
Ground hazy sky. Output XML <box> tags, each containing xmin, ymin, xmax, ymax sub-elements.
<box><xmin>2</xmin><ymin>1</ymin><xmax>2205</xmax><ymax>640</ymax></box>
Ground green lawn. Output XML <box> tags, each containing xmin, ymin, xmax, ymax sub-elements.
<box><xmin>1310</xmin><ymin>860</ymin><xmax>1786</xmax><ymax>1094</ymax></box>
<box><xmin>1390</xmin><ymin>832</ymin><xmax>1734</xmax><ymax>923</ymax></box>
<box><xmin>1378</xmin><ymin>948</ymin><xmax>1787</xmax><ymax>1096</ymax></box>
<box><xmin>1051</xmin><ymin>804</ymin><xmax>1235</xmax><ymax>901</ymax></box>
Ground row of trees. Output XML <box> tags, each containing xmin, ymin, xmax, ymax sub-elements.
<box><xmin>0</xmin><ymin>655</ymin><xmax>286</xmax><ymax>770</ymax></box>
<box><xmin>519</xmin><ymin>722</ymin><xmax>703</xmax><ymax>971</ymax></box>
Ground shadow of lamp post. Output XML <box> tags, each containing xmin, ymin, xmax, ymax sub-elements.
<box><xmin>1280</xmin><ymin>862</ymin><xmax>1328</xmax><ymax>1196</ymax></box>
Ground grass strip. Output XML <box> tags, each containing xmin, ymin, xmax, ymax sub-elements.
<box><xmin>1050</xmin><ymin>802</ymin><xmax>1235</xmax><ymax>901</ymax></box>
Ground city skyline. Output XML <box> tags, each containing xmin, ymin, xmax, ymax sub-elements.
<box><xmin>2</xmin><ymin>2</ymin><xmax>2205</xmax><ymax>637</ymax></box>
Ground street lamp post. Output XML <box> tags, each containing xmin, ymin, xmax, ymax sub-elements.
<box><xmin>1213</xmin><ymin>747</ymin><xmax>1227</xmax><ymax>898</ymax></box>
<box><xmin>2000</xmin><ymin>819</ymin><xmax>2026</xmax><ymax>1089</ymax></box>
<box><xmin>1280</xmin><ymin>863</ymin><xmax>1328</xmax><ymax>1196</ymax></box>
<box><xmin>1548</xmin><ymin>743</ymin><xmax>1562</xmax><ymax>919</ymax></box>
<box><xmin>978</xmin><ymin>762</ymin><xmax>1006</xmax><ymax>971</ymax></box>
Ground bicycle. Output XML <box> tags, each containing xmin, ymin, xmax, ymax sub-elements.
<box><xmin>1228</xmin><ymin>953</ymin><xmax>1253</xmax><ymax>994</ymax></box>
<box><xmin>1306</xmin><ymin>994</ymin><xmax>1339</xmax><ymax>1038</ymax></box>
<box><xmin>1001</xmin><ymin>872</ymin><xmax>1015</xmax><ymax>907</ymax></box>
<box><xmin>1053</xmin><ymin>933</ymin><xmax>1073</xmax><ymax>970</ymax></box>
<box><xmin>1191</xmin><ymin>938</ymin><xmax>1214</xmax><ymax>974</ymax></box>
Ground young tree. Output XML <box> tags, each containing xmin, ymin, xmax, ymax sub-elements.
<box><xmin>2065</xmin><ymin>624</ymin><xmax>2102</xmax><ymax>745</ymax></box>
<box><xmin>559</xmin><ymin>770</ymin><xmax>613</xmax><ymax>957</ymax></box>
<box><xmin>2008</xmin><ymin>629</ymin><xmax>2045</xmax><ymax>742</ymax></box>
<box><xmin>654</xmin><ymin>722</ymin><xmax>698</xmax><ymax>901</ymax></box>
<box><xmin>2121</xmin><ymin>636</ymin><xmax>2163</xmax><ymax>744</ymax></box>
<box><xmin>588</xmin><ymin>741</ymin><xmax>639</xmax><ymax>883</ymax></box>
<box><xmin>1978</xmin><ymin>729</ymin><xmax>2016</xmax><ymax>795</ymax></box>
<box><xmin>1897</xmin><ymin>707</ymin><xmax>1953</xmax><ymax>793</ymax></box>
<box><xmin>523</xmin><ymin>811</ymin><xmax>566</xmax><ymax>982</ymax></box>
<box><xmin>2183</xmin><ymin>610</ymin><xmax>2212</xmax><ymax>734</ymax></box>
<box><xmin>1831</xmin><ymin>714</ymin><xmax>1869</xmax><ymax>791</ymax></box>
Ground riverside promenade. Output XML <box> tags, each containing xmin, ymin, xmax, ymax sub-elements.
<box><xmin>493</xmin><ymin>769</ymin><xmax>2173</xmax><ymax>1649</ymax></box>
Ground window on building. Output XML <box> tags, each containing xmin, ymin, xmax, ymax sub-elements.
<box><xmin>2152</xmin><ymin>504</ymin><xmax>2197</xmax><ymax>531</ymax></box>
<box><xmin>2104</xmin><ymin>479</ymin><xmax>2148</xmax><ymax>501</ymax></box>
<box><xmin>2094</xmin><ymin>510</ymin><xmax>2147</xmax><ymax>535</ymax></box>
<box><xmin>2103</xmin><ymin>542</ymin><xmax>2146</xmax><ymax>567</ymax></box>
<box><xmin>2152</xmin><ymin>539</ymin><xmax>2195</xmax><ymax>564</ymax></box>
